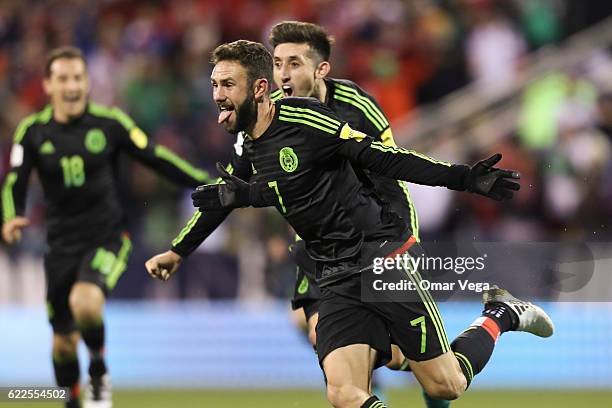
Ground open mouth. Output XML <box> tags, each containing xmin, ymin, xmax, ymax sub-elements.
<box><xmin>218</xmin><ymin>105</ymin><xmax>235</xmax><ymax>124</ymax></box>
<box><xmin>63</xmin><ymin>94</ymin><xmax>82</xmax><ymax>103</ymax></box>
<box><xmin>282</xmin><ymin>85</ymin><xmax>293</xmax><ymax>97</ymax></box>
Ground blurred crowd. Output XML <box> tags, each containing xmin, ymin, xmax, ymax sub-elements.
<box><xmin>1</xmin><ymin>0</ymin><xmax>612</xmax><ymax>302</ymax></box>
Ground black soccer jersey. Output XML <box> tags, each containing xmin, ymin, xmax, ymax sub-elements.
<box><xmin>173</xmin><ymin>97</ymin><xmax>468</xmax><ymax>286</ymax></box>
<box><xmin>1</xmin><ymin>102</ymin><xmax>211</xmax><ymax>253</ymax></box>
<box><xmin>273</xmin><ymin>79</ymin><xmax>418</xmax><ymax>237</ymax></box>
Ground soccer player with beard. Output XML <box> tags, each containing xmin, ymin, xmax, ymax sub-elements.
<box><xmin>1</xmin><ymin>46</ymin><xmax>212</xmax><ymax>408</ymax></box>
<box><xmin>268</xmin><ymin>21</ymin><xmax>449</xmax><ymax>408</ymax></box>
<box><xmin>146</xmin><ymin>40</ymin><xmax>553</xmax><ymax>408</ymax></box>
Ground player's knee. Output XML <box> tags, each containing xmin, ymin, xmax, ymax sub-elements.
<box><xmin>326</xmin><ymin>383</ymin><xmax>364</xmax><ymax>408</ymax></box>
<box><xmin>69</xmin><ymin>285</ymin><xmax>104</xmax><ymax>323</ymax></box>
<box><xmin>70</xmin><ymin>299</ymin><xmax>102</xmax><ymax>323</ymax></box>
<box><xmin>422</xmin><ymin>373</ymin><xmax>466</xmax><ymax>400</ymax></box>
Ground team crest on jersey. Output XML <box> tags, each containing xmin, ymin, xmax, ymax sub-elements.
<box><xmin>279</xmin><ymin>147</ymin><xmax>298</xmax><ymax>173</ymax></box>
<box><xmin>39</xmin><ymin>140</ymin><xmax>55</xmax><ymax>155</ymax></box>
<box><xmin>85</xmin><ymin>129</ymin><xmax>106</xmax><ymax>154</ymax></box>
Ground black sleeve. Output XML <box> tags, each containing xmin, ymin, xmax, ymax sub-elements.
<box><xmin>344</xmin><ymin>81</ymin><xmax>396</xmax><ymax>147</ymax></box>
<box><xmin>314</xmin><ymin>119</ymin><xmax>469</xmax><ymax>190</ymax></box>
<box><xmin>113</xmin><ymin>111</ymin><xmax>212</xmax><ymax>188</ymax></box>
<box><xmin>1</xmin><ymin>124</ymin><xmax>35</xmax><ymax>223</ymax></box>
<box><xmin>170</xmin><ymin>133</ymin><xmax>253</xmax><ymax>257</ymax></box>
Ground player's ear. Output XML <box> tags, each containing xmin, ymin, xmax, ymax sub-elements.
<box><xmin>315</xmin><ymin>61</ymin><xmax>330</xmax><ymax>80</ymax></box>
<box><xmin>253</xmin><ymin>78</ymin><xmax>269</xmax><ymax>102</ymax></box>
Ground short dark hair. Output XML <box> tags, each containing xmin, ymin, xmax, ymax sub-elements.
<box><xmin>269</xmin><ymin>21</ymin><xmax>334</xmax><ymax>62</ymax></box>
<box><xmin>45</xmin><ymin>46</ymin><xmax>87</xmax><ymax>78</ymax></box>
<box><xmin>211</xmin><ymin>40</ymin><xmax>273</xmax><ymax>86</ymax></box>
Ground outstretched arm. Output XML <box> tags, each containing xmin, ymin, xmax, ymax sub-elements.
<box><xmin>106</xmin><ymin>105</ymin><xmax>212</xmax><ymax>187</ymax></box>
<box><xmin>121</xmin><ymin>129</ymin><xmax>213</xmax><ymax>188</ymax></box>
<box><xmin>323</xmin><ymin>124</ymin><xmax>519</xmax><ymax>201</ymax></box>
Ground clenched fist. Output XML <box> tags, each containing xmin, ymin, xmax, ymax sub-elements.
<box><xmin>145</xmin><ymin>250</ymin><xmax>182</xmax><ymax>281</ymax></box>
<box><xmin>2</xmin><ymin>216</ymin><xmax>30</xmax><ymax>244</ymax></box>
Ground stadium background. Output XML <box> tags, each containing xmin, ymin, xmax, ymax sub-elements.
<box><xmin>1</xmin><ymin>0</ymin><xmax>611</xmax><ymax>406</ymax></box>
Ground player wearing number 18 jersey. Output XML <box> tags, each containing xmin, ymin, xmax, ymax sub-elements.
<box><xmin>1</xmin><ymin>47</ymin><xmax>211</xmax><ymax>408</ymax></box>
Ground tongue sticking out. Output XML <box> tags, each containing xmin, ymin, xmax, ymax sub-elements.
<box><xmin>218</xmin><ymin>110</ymin><xmax>233</xmax><ymax>124</ymax></box>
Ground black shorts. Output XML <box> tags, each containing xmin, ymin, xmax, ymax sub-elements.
<box><xmin>316</xmin><ymin>240</ymin><xmax>450</xmax><ymax>368</ymax></box>
<box><xmin>45</xmin><ymin>233</ymin><xmax>132</xmax><ymax>334</ymax></box>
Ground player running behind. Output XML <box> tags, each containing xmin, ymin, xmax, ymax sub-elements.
<box><xmin>269</xmin><ymin>21</ymin><xmax>449</xmax><ymax>408</ymax></box>
<box><xmin>1</xmin><ymin>46</ymin><xmax>212</xmax><ymax>408</ymax></box>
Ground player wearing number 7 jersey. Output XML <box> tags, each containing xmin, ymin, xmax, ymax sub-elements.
<box><xmin>0</xmin><ymin>46</ymin><xmax>212</xmax><ymax>408</ymax></box>
<box><xmin>147</xmin><ymin>40</ymin><xmax>552</xmax><ymax>408</ymax></box>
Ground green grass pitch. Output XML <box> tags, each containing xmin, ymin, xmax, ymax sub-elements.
<box><xmin>3</xmin><ymin>389</ymin><xmax>610</xmax><ymax>407</ymax></box>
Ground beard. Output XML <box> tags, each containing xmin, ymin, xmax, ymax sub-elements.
<box><xmin>228</xmin><ymin>89</ymin><xmax>258</xmax><ymax>134</ymax></box>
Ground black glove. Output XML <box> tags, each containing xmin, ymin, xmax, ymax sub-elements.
<box><xmin>465</xmin><ymin>153</ymin><xmax>520</xmax><ymax>201</ymax></box>
<box><xmin>191</xmin><ymin>184</ymin><xmax>224</xmax><ymax>210</ymax></box>
<box><xmin>192</xmin><ymin>162</ymin><xmax>270</xmax><ymax>210</ymax></box>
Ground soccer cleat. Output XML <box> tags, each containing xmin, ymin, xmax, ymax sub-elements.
<box><xmin>483</xmin><ymin>286</ymin><xmax>554</xmax><ymax>338</ymax></box>
<box><xmin>83</xmin><ymin>374</ymin><xmax>112</xmax><ymax>408</ymax></box>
